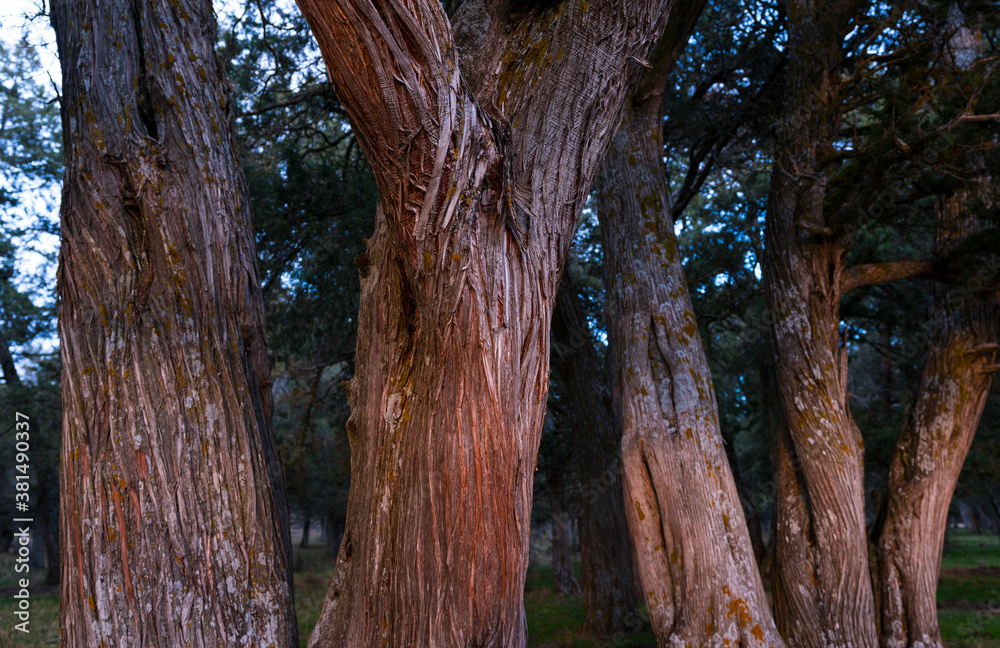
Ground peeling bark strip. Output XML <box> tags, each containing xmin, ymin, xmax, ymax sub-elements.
<box><xmin>598</xmin><ymin>92</ymin><xmax>783</xmax><ymax>647</ymax></box>
<box><xmin>51</xmin><ymin>0</ymin><xmax>297</xmax><ymax>646</ymax></box>
<box><xmin>762</xmin><ymin>1</ymin><xmax>878</xmax><ymax>647</ymax></box>
<box><xmin>551</xmin><ymin>276</ymin><xmax>637</xmax><ymax>634</ymax></box>
<box><xmin>877</xmin><ymin>178</ymin><xmax>999</xmax><ymax>648</ymax></box>
<box><xmin>292</xmin><ymin>0</ymin><xmax>678</xmax><ymax>646</ymax></box>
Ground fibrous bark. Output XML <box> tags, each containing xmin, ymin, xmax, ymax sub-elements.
<box><xmin>292</xmin><ymin>1</ymin><xmax>676</xmax><ymax>646</ymax></box>
<box><xmin>52</xmin><ymin>0</ymin><xmax>296</xmax><ymax>645</ymax></box>
<box><xmin>763</xmin><ymin>2</ymin><xmax>877</xmax><ymax>646</ymax></box>
<box><xmin>877</xmin><ymin>176</ymin><xmax>999</xmax><ymax>648</ymax></box>
<box><xmin>597</xmin><ymin>88</ymin><xmax>783</xmax><ymax>648</ymax></box>
<box><xmin>551</xmin><ymin>275</ymin><xmax>637</xmax><ymax>633</ymax></box>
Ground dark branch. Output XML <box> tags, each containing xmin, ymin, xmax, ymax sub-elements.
<box><xmin>841</xmin><ymin>259</ymin><xmax>937</xmax><ymax>294</ymax></box>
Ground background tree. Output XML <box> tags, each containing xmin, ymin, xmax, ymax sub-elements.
<box><xmin>661</xmin><ymin>0</ymin><xmax>786</xmax><ymax>571</ymax></box>
<box><xmin>763</xmin><ymin>0</ymin><xmax>1000</xmax><ymax>644</ymax></box>
<box><xmin>596</xmin><ymin>0</ymin><xmax>784</xmax><ymax>640</ymax></box>
<box><xmin>0</xmin><ymin>33</ymin><xmax>63</xmax><ymax>586</ymax></box>
<box><xmin>872</xmin><ymin>8</ymin><xmax>1000</xmax><ymax>634</ymax></box>
<box><xmin>219</xmin><ymin>0</ymin><xmax>375</xmax><ymax>558</ymax></box>
<box><xmin>549</xmin><ymin>270</ymin><xmax>637</xmax><ymax>632</ymax></box>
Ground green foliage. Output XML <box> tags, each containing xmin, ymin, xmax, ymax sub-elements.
<box><xmin>0</xmin><ymin>37</ymin><xmax>62</xmax><ymax>196</ymax></box>
<box><xmin>0</xmin><ymin>35</ymin><xmax>61</xmax><ymax>357</ymax></box>
<box><xmin>220</xmin><ymin>0</ymin><xmax>377</xmax><ymax>529</ymax></box>
<box><xmin>0</xmin><ymin>32</ymin><xmax>63</xmax><ymax>582</ymax></box>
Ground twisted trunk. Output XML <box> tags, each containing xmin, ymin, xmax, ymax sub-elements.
<box><xmin>763</xmin><ymin>2</ymin><xmax>877</xmax><ymax>646</ymax></box>
<box><xmin>551</xmin><ymin>276</ymin><xmax>637</xmax><ymax>633</ymax></box>
<box><xmin>877</xmin><ymin>179</ymin><xmax>999</xmax><ymax>648</ymax></box>
<box><xmin>293</xmin><ymin>1</ymin><xmax>676</xmax><ymax>645</ymax></box>
<box><xmin>598</xmin><ymin>92</ymin><xmax>782</xmax><ymax>647</ymax></box>
<box><xmin>52</xmin><ymin>0</ymin><xmax>296</xmax><ymax>645</ymax></box>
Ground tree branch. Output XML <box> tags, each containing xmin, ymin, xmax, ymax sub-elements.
<box><xmin>634</xmin><ymin>0</ymin><xmax>709</xmax><ymax>102</ymax></box>
<box><xmin>841</xmin><ymin>259</ymin><xmax>937</xmax><ymax>294</ymax></box>
<box><xmin>241</xmin><ymin>82</ymin><xmax>341</xmax><ymax>117</ymax></box>
<box><xmin>293</xmin><ymin>0</ymin><xmax>471</xmax><ymax>240</ymax></box>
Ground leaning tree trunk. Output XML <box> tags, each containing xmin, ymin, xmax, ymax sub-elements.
<box><xmin>597</xmin><ymin>90</ymin><xmax>783</xmax><ymax>647</ymax></box>
<box><xmin>551</xmin><ymin>275</ymin><xmax>638</xmax><ymax>633</ymax></box>
<box><xmin>293</xmin><ymin>1</ymin><xmax>675</xmax><ymax>646</ymax></box>
<box><xmin>51</xmin><ymin>0</ymin><xmax>297</xmax><ymax>645</ymax></box>
<box><xmin>877</xmin><ymin>178</ymin><xmax>1000</xmax><ymax>648</ymax></box>
<box><xmin>763</xmin><ymin>1</ymin><xmax>877</xmax><ymax>647</ymax></box>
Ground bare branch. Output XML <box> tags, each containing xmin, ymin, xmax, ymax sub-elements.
<box><xmin>841</xmin><ymin>259</ymin><xmax>937</xmax><ymax>294</ymax></box>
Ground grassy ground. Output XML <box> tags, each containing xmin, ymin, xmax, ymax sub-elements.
<box><xmin>937</xmin><ymin>531</ymin><xmax>1000</xmax><ymax>648</ymax></box>
<box><xmin>0</xmin><ymin>531</ymin><xmax>997</xmax><ymax>646</ymax></box>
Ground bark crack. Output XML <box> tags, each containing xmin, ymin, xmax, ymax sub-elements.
<box><xmin>130</xmin><ymin>0</ymin><xmax>159</xmax><ymax>140</ymax></box>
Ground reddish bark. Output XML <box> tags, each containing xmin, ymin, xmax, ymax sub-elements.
<box><xmin>52</xmin><ymin>0</ymin><xmax>297</xmax><ymax>645</ymax></box>
<box><xmin>877</xmin><ymin>178</ymin><xmax>999</xmax><ymax>648</ymax></box>
<box><xmin>292</xmin><ymin>1</ymin><xmax>678</xmax><ymax>645</ymax></box>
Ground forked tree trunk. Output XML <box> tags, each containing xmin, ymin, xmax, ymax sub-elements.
<box><xmin>293</xmin><ymin>1</ymin><xmax>675</xmax><ymax>645</ymax></box>
<box><xmin>51</xmin><ymin>0</ymin><xmax>297</xmax><ymax>645</ymax></box>
<box><xmin>551</xmin><ymin>276</ymin><xmax>638</xmax><ymax>633</ymax></box>
<box><xmin>763</xmin><ymin>2</ymin><xmax>877</xmax><ymax>646</ymax></box>
<box><xmin>597</xmin><ymin>92</ymin><xmax>783</xmax><ymax>646</ymax></box>
<box><xmin>877</xmin><ymin>179</ymin><xmax>999</xmax><ymax>648</ymax></box>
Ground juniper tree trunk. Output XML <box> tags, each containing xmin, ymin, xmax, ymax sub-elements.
<box><xmin>877</xmin><ymin>179</ymin><xmax>999</xmax><ymax>648</ymax></box>
<box><xmin>292</xmin><ymin>1</ymin><xmax>676</xmax><ymax>645</ymax></box>
<box><xmin>597</xmin><ymin>90</ymin><xmax>783</xmax><ymax>647</ymax></box>
<box><xmin>546</xmin><ymin>461</ymin><xmax>581</xmax><ymax>596</ymax></box>
<box><xmin>51</xmin><ymin>0</ymin><xmax>297</xmax><ymax>645</ymax></box>
<box><xmin>551</xmin><ymin>276</ymin><xmax>637</xmax><ymax>633</ymax></box>
<box><xmin>763</xmin><ymin>2</ymin><xmax>877</xmax><ymax>646</ymax></box>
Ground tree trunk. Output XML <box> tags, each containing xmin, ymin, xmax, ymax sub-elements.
<box><xmin>876</xmin><ymin>178</ymin><xmax>999</xmax><ymax>648</ymax></box>
<box><xmin>547</xmin><ymin>463</ymin><xmax>581</xmax><ymax>596</ymax></box>
<box><xmin>43</xmin><ymin>510</ymin><xmax>59</xmax><ymax>586</ymax></box>
<box><xmin>993</xmin><ymin>498</ymin><xmax>1000</xmax><ymax>542</ymax></box>
<box><xmin>36</xmin><ymin>465</ymin><xmax>60</xmax><ymax>586</ymax></box>
<box><xmin>51</xmin><ymin>0</ymin><xmax>297</xmax><ymax>646</ymax></box>
<box><xmin>301</xmin><ymin>517</ymin><xmax>311</xmax><ymax>549</ymax></box>
<box><xmin>597</xmin><ymin>92</ymin><xmax>782</xmax><ymax>646</ymax></box>
<box><xmin>763</xmin><ymin>2</ymin><xmax>877</xmax><ymax>646</ymax></box>
<box><xmin>293</xmin><ymin>1</ymin><xmax>675</xmax><ymax>645</ymax></box>
<box><xmin>551</xmin><ymin>275</ymin><xmax>638</xmax><ymax>633</ymax></box>
<box><xmin>0</xmin><ymin>333</ymin><xmax>21</xmax><ymax>386</ymax></box>
<box><xmin>324</xmin><ymin>515</ymin><xmax>345</xmax><ymax>560</ymax></box>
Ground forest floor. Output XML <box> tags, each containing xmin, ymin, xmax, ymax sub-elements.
<box><xmin>0</xmin><ymin>531</ymin><xmax>996</xmax><ymax>647</ymax></box>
